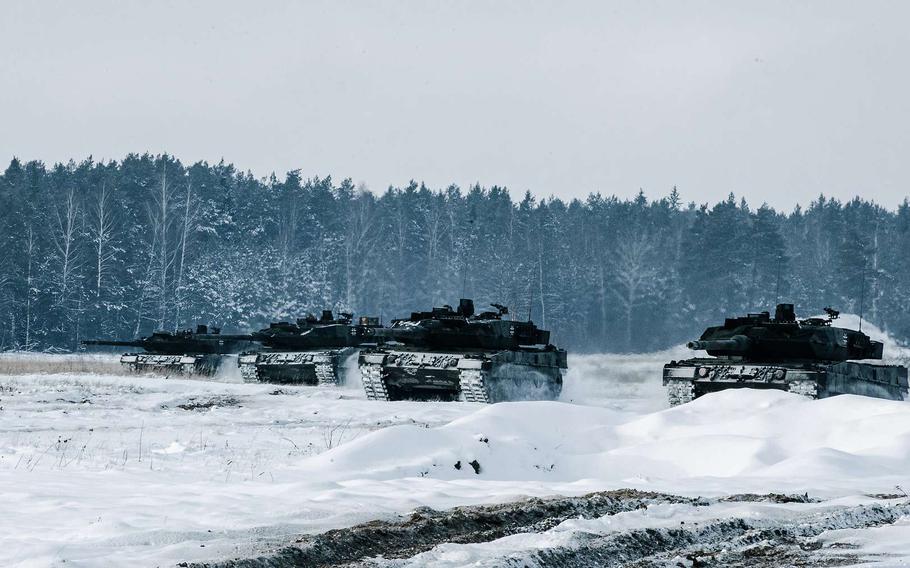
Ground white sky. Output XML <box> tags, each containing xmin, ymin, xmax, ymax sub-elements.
<box><xmin>2</xmin><ymin>1</ymin><xmax>908</xmax><ymax>210</ymax></box>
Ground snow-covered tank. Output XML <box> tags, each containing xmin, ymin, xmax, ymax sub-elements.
<box><xmin>82</xmin><ymin>325</ymin><xmax>256</xmax><ymax>375</ymax></box>
<box><xmin>239</xmin><ymin>310</ymin><xmax>381</xmax><ymax>385</ymax></box>
<box><xmin>359</xmin><ymin>299</ymin><xmax>567</xmax><ymax>403</ymax></box>
<box><xmin>663</xmin><ymin>303</ymin><xmax>908</xmax><ymax>405</ymax></box>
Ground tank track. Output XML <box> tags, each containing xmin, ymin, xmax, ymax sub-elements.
<box><xmin>121</xmin><ymin>354</ymin><xmax>215</xmax><ymax>376</ymax></box>
<box><xmin>360</xmin><ymin>363</ymin><xmax>390</xmax><ymax>401</ymax></box>
<box><xmin>315</xmin><ymin>362</ymin><xmax>337</xmax><ymax>386</ymax></box>
<box><xmin>666</xmin><ymin>379</ymin><xmax>696</xmax><ymax>406</ymax></box>
<box><xmin>358</xmin><ymin>347</ymin><xmax>564</xmax><ymax>403</ymax></box>
<box><xmin>787</xmin><ymin>380</ymin><xmax>819</xmax><ymax>399</ymax></box>
<box><xmin>459</xmin><ymin>369</ymin><xmax>490</xmax><ymax>403</ymax></box>
<box><xmin>238</xmin><ymin>350</ymin><xmax>348</xmax><ymax>386</ymax></box>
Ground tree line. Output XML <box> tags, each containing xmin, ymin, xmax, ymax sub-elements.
<box><xmin>1</xmin><ymin>154</ymin><xmax>908</xmax><ymax>353</ymax></box>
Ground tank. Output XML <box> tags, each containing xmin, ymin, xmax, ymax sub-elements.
<box><xmin>663</xmin><ymin>303</ymin><xmax>909</xmax><ymax>405</ymax></box>
<box><xmin>359</xmin><ymin>299</ymin><xmax>567</xmax><ymax>403</ymax></box>
<box><xmin>238</xmin><ymin>310</ymin><xmax>382</xmax><ymax>385</ymax></box>
<box><xmin>82</xmin><ymin>325</ymin><xmax>256</xmax><ymax>375</ymax></box>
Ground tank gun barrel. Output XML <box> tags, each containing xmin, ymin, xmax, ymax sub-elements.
<box><xmin>687</xmin><ymin>335</ymin><xmax>752</xmax><ymax>352</ymax></box>
<box><xmin>82</xmin><ymin>339</ymin><xmax>145</xmax><ymax>348</ymax></box>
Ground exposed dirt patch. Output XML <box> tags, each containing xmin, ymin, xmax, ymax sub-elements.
<box><xmin>188</xmin><ymin>492</ymin><xmax>910</xmax><ymax>568</ymax></box>
<box><xmin>172</xmin><ymin>396</ymin><xmax>243</xmax><ymax>411</ymax></box>
<box><xmin>190</xmin><ymin>489</ymin><xmax>701</xmax><ymax>567</ymax></box>
<box><xmin>500</xmin><ymin>502</ymin><xmax>910</xmax><ymax>567</ymax></box>
<box><xmin>720</xmin><ymin>492</ymin><xmax>819</xmax><ymax>504</ymax></box>
<box><xmin>865</xmin><ymin>488</ymin><xmax>909</xmax><ymax>500</ymax></box>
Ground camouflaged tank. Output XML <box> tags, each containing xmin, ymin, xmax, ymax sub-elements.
<box><xmin>238</xmin><ymin>310</ymin><xmax>381</xmax><ymax>385</ymax></box>
<box><xmin>663</xmin><ymin>303</ymin><xmax>908</xmax><ymax>405</ymax></box>
<box><xmin>82</xmin><ymin>325</ymin><xmax>256</xmax><ymax>375</ymax></box>
<box><xmin>359</xmin><ymin>299</ymin><xmax>567</xmax><ymax>403</ymax></box>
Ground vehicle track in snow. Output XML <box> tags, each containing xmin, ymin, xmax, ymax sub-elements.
<box><xmin>188</xmin><ymin>489</ymin><xmax>700</xmax><ymax>567</ymax></box>
<box><xmin>186</xmin><ymin>491</ymin><xmax>910</xmax><ymax>568</ymax></box>
<box><xmin>487</xmin><ymin>502</ymin><xmax>910</xmax><ymax>568</ymax></box>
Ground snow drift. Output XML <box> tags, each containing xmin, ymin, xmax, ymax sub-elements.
<box><xmin>303</xmin><ymin>389</ymin><xmax>910</xmax><ymax>491</ymax></box>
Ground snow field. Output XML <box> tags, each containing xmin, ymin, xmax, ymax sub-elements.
<box><xmin>2</xmin><ymin>316</ymin><xmax>909</xmax><ymax>566</ymax></box>
<box><xmin>0</xmin><ymin>373</ymin><xmax>477</xmax><ymax>566</ymax></box>
<box><xmin>3</xmin><ymin>372</ymin><xmax>910</xmax><ymax>566</ymax></box>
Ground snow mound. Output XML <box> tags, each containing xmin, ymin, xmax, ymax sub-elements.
<box><xmin>304</xmin><ymin>389</ymin><xmax>910</xmax><ymax>490</ymax></box>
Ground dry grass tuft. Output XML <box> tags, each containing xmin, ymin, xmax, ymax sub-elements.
<box><xmin>0</xmin><ymin>352</ymin><xmax>127</xmax><ymax>375</ymax></box>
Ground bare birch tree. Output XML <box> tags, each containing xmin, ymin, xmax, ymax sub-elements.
<box><xmin>422</xmin><ymin>196</ymin><xmax>448</xmax><ymax>303</ymax></box>
<box><xmin>24</xmin><ymin>226</ymin><xmax>37</xmax><ymax>350</ymax></box>
<box><xmin>172</xmin><ymin>182</ymin><xmax>198</xmax><ymax>328</ymax></box>
<box><xmin>274</xmin><ymin>181</ymin><xmax>300</xmax><ymax>318</ymax></box>
<box><xmin>146</xmin><ymin>163</ymin><xmax>178</xmax><ymax>329</ymax></box>
<box><xmin>90</xmin><ymin>182</ymin><xmax>117</xmax><ymax>299</ymax></box>
<box><xmin>0</xmin><ymin>273</ymin><xmax>10</xmax><ymax>349</ymax></box>
<box><xmin>611</xmin><ymin>231</ymin><xmax>659</xmax><ymax>350</ymax></box>
<box><xmin>343</xmin><ymin>188</ymin><xmax>378</xmax><ymax>307</ymax></box>
<box><xmin>51</xmin><ymin>187</ymin><xmax>81</xmax><ymax>305</ymax></box>
<box><xmin>537</xmin><ymin>239</ymin><xmax>547</xmax><ymax>329</ymax></box>
<box><xmin>133</xmin><ymin>229</ymin><xmax>160</xmax><ymax>338</ymax></box>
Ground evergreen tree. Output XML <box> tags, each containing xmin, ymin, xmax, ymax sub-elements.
<box><xmin>1</xmin><ymin>154</ymin><xmax>908</xmax><ymax>353</ymax></box>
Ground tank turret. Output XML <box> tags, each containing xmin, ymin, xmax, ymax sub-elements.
<box><xmin>84</xmin><ymin>328</ymin><xmax>253</xmax><ymax>355</ymax></box>
<box><xmin>82</xmin><ymin>326</ymin><xmax>256</xmax><ymax>375</ymax></box>
<box><xmin>687</xmin><ymin>303</ymin><xmax>884</xmax><ymax>362</ymax></box>
<box><xmin>376</xmin><ymin>300</ymin><xmax>551</xmax><ymax>351</ymax></box>
<box><xmin>663</xmin><ymin>303</ymin><xmax>907</xmax><ymax>406</ymax></box>
<box><xmin>249</xmin><ymin>310</ymin><xmax>381</xmax><ymax>351</ymax></box>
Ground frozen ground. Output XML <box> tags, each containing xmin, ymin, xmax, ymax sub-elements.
<box><xmin>2</xmin><ymin>317</ymin><xmax>910</xmax><ymax>567</ymax></box>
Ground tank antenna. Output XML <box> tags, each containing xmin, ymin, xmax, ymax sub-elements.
<box><xmin>774</xmin><ymin>255</ymin><xmax>782</xmax><ymax>305</ymax></box>
<box><xmin>461</xmin><ymin>217</ymin><xmax>475</xmax><ymax>298</ymax></box>
<box><xmin>858</xmin><ymin>264</ymin><xmax>866</xmax><ymax>332</ymax></box>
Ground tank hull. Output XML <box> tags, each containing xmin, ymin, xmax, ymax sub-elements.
<box><xmin>359</xmin><ymin>347</ymin><xmax>566</xmax><ymax>403</ymax></box>
<box><xmin>663</xmin><ymin>357</ymin><xmax>908</xmax><ymax>405</ymax></box>
<box><xmin>119</xmin><ymin>353</ymin><xmax>222</xmax><ymax>375</ymax></box>
<box><xmin>238</xmin><ymin>348</ymin><xmax>353</xmax><ymax>385</ymax></box>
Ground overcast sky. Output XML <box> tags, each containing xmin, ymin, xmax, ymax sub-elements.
<box><xmin>2</xmin><ymin>1</ymin><xmax>908</xmax><ymax>210</ymax></box>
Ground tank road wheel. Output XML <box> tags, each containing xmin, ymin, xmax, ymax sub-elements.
<box><xmin>239</xmin><ymin>363</ymin><xmax>260</xmax><ymax>384</ymax></box>
<box><xmin>240</xmin><ymin>367</ymin><xmax>260</xmax><ymax>384</ymax></box>
<box><xmin>459</xmin><ymin>369</ymin><xmax>491</xmax><ymax>403</ymax></box>
<box><xmin>315</xmin><ymin>362</ymin><xmax>338</xmax><ymax>386</ymax></box>
<box><xmin>361</xmin><ymin>363</ymin><xmax>390</xmax><ymax>401</ymax></box>
<box><xmin>667</xmin><ymin>379</ymin><xmax>695</xmax><ymax>406</ymax></box>
<box><xmin>550</xmin><ymin>372</ymin><xmax>564</xmax><ymax>400</ymax></box>
<box><xmin>788</xmin><ymin>380</ymin><xmax>819</xmax><ymax>399</ymax></box>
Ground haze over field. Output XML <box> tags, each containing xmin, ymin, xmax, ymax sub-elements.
<box><xmin>2</xmin><ymin>1</ymin><xmax>910</xmax><ymax>209</ymax></box>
